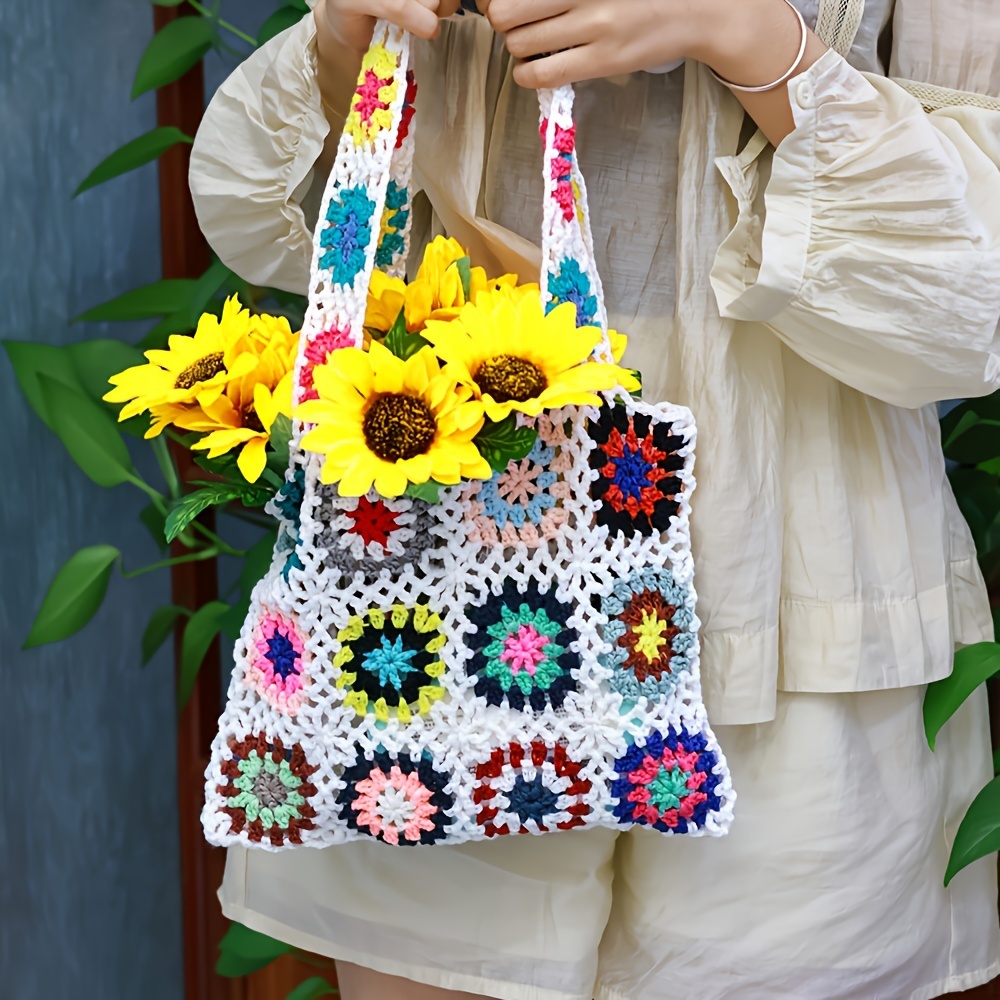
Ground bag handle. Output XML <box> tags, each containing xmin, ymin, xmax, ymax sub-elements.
<box><xmin>294</xmin><ymin>22</ymin><xmax>612</xmax><ymax>411</ymax></box>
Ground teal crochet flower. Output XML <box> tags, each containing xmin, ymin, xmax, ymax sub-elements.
<box><xmin>320</xmin><ymin>186</ymin><xmax>376</xmax><ymax>286</ymax></box>
<box><xmin>375</xmin><ymin>181</ymin><xmax>409</xmax><ymax>269</ymax></box>
<box><xmin>547</xmin><ymin>258</ymin><xmax>597</xmax><ymax>326</ymax></box>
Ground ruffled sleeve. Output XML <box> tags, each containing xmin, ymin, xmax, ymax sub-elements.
<box><xmin>189</xmin><ymin>10</ymin><xmax>328</xmax><ymax>293</ymax></box>
<box><xmin>711</xmin><ymin>48</ymin><xmax>1000</xmax><ymax>408</ymax></box>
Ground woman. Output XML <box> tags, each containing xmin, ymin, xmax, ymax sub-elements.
<box><xmin>189</xmin><ymin>1</ymin><xmax>1000</xmax><ymax>997</ymax></box>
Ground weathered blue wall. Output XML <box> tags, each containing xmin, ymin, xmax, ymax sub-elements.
<box><xmin>0</xmin><ymin>1</ymin><xmax>277</xmax><ymax>996</ymax></box>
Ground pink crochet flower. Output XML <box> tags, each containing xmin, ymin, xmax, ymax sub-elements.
<box><xmin>245</xmin><ymin>610</ymin><xmax>309</xmax><ymax>715</ymax></box>
<box><xmin>352</xmin><ymin>765</ymin><xmax>439</xmax><ymax>846</ymax></box>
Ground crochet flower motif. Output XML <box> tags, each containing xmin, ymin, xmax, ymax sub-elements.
<box><xmin>395</xmin><ymin>70</ymin><xmax>417</xmax><ymax>150</ymax></box>
<box><xmin>334</xmin><ymin>604</ymin><xmax>447</xmax><ymax>722</ymax></box>
<box><xmin>547</xmin><ymin>258</ymin><xmax>598</xmax><ymax>327</ymax></box>
<box><xmin>346</xmin><ymin>42</ymin><xmax>399</xmax><ymax>148</ymax></box>
<box><xmin>317</xmin><ymin>491</ymin><xmax>439</xmax><ymax>581</ymax></box>
<box><xmin>540</xmin><ymin>118</ymin><xmax>578</xmax><ymax>222</ymax></box>
<box><xmin>269</xmin><ymin>467</ymin><xmax>306</xmax><ymax>532</ymax></box>
<box><xmin>600</xmin><ymin>569</ymin><xmax>696</xmax><ymax>699</ymax></box>
<box><xmin>337</xmin><ymin>749</ymin><xmax>454</xmax><ymax>846</ymax></box>
<box><xmin>461</xmin><ymin>418</ymin><xmax>572</xmax><ymax>548</ymax></box>
<box><xmin>465</xmin><ymin>581</ymin><xmax>580</xmax><ymax>711</ymax></box>
<box><xmin>375</xmin><ymin>180</ymin><xmax>410</xmax><ymax>270</ymax></box>
<box><xmin>611</xmin><ymin>727</ymin><xmax>723</xmax><ymax>834</ymax></box>
<box><xmin>474</xmin><ymin>741</ymin><xmax>592</xmax><ymax>837</ymax></box>
<box><xmin>218</xmin><ymin>735</ymin><xmax>318</xmax><ymax>846</ymax></box>
<box><xmin>587</xmin><ymin>405</ymin><xmax>686</xmax><ymax>536</ymax></box>
<box><xmin>298</xmin><ymin>325</ymin><xmax>355</xmax><ymax>403</ymax></box>
<box><xmin>319</xmin><ymin>186</ymin><xmax>376</xmax><ymax>287</ymax></box>
<box><xmin>246</xmin><ymin>609</ymin><xmax>310</xmax><ymax>715</ymax></box>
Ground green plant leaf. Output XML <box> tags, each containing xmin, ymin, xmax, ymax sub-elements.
<box><xmin>139</xmin><ymin>502</ymin><xmax>169</xmax><ymax>551</ymax></box>
<box><xmin>452</xmin><ymin>255</ymin><xmax>472</xmax><ymax>302</ymax></box>
<box><xmin>943</xmin><ymin>415</ymin><xmax>1000</xmax><ymax>466</ymax></box>
<box><xmin>221</xmin><ymin>530</ymin><xmax>278</xmax><ymax>639</ymax></box>
<box><xmin>4</xmin><ymin>341</ymin><xmax>82</xmax><ymax>429</ymax></box>
<box><xmin>23</xmin><ymin>545</ymin><xmax>120</xmax><ymax>648</ymax></box>
<box><xmin>74</xmin><ymin>127</ymin><xmax>193</xmax><ymax>196</ymax></box>
<box><xmin>216</xmin><ymin>922</ymin><xmax>293</xmax><ymax>978</ymax></box>
<box><xmin>945</xmin><ymin>775</ymin><xmax>1000</xmax><ymax>885</ymax></box>
<box><xmin>142</xmin><ymin>604</ymin><xmax>190</xmax><ymax>665</ymax></box>
<box><xmin>924</xmin><ymin>642</ymin><xmax>1000</xmax><ymax>750</ymax></box>
<box><xmin>473</xmin><ymin>415</ymin><xmax>537</xmax><ymax>475</ymax></box>
<box><xmin>267</xmin><ymin>414</ymin><xmax>293</xmax><ymax>472</ymax></box>
<box><xmin>132</xmin><ymin>16</ymin><xmax>215</xmax><ymax>99</ymax></box>
<box><xmin>258</xmin><ymin>7</ymin><xmax>306</xmax><ymax>45</ymax></box>
<box><xmin>38</xmin><ymin>375</ymin><xmax>135</xmax><ymax>488</ymax></box>
<box><xmin>384</xmin><ymin>311</ymin><xmax>430</xmax><ymax>361</ymax></box>
<box><xmin>75</xmin><ymin>278</ymin><xmax>198</xmax><ymax>323</ymax></box>
<box><xmin>286</xmin><ymin>977</ymin><xmax>338</xmax><ymax>1000</ymax></box>
<box><xmin>165</xmin><ymin>485</ymin><xmax>245</xmax><ymax>544</ymax></box>
<box><xmin>404</xmin><ymin>480</ymin><xmax>443</xmax><ymax>504</ymax></box>
<box><xmin>68</xmin><ymin>339</ymin><xmax>144</xmax><ymax>400</ymax></box>
<box><xmin>178</xmin><ymin>600</ymin><xmax>230</xmax><ymax>711</ymax></box>
<box><xmin>139</xmin><ymin>259</ymin><xmax>235</xmax><ymax>350</ymax></box>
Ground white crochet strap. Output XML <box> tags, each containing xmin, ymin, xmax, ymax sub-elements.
<box><xmin>814</xmin><ymin>0</ymin><xmax>865</xmax><ymax>56</ymax></box>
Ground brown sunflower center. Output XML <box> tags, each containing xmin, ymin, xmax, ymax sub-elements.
<box><xmin>362</xmin><ymin>393</ymin><xmax>437</xmax><ymax>462</ymax></box>
<box><xmin>175</xmin><ymin>351</ymin><xmax>226</xmax><ymax>390</ymax></box>
<box><xmin>252</xmin><ymin>771</ymin><xmax>289</xmax><ymax>810</ymax></box>
<box><xmin>475</xmin><ymin>354</ymin><xmax>547</xmax><ymax>403</ymax></box>
<box><xmin>243</xmin><ymin>406</ymin><xmax>265</xmax><ymax>433</ymax></box>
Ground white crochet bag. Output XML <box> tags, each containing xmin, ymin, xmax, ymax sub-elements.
<box><xmin>202</xmin><ymin>22</ymin><xmax>734</xmax><ymax>849</ymax></box>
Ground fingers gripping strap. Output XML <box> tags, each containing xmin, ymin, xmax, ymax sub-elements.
<box><xmin>293</xmin><ymin>22</ymin><xmax>413</xmax><ymax>411</ymax></box>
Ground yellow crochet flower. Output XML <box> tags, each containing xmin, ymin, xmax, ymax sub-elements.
<box><xmin>423</xmin><ymin>296</ymin><xmax>639</xmax><ymax>422</ymax></box>
<box><xmin>176</xmin><ymin>314</ymin><xmax>299</xmax><ymax>483</ymax></box>
<box><xmin>296</xmin><ymin>341</ymin><xmax>491</xmax><ymax>498</ymax></box>
<box><xmin>365</xmin><ymin>236</ymin><xmax>519</xmax><ymax>337</ymax></box>
<box><xmin>104</xmin><ymin>295</ymin><xmax>258</xmax><ymax>433</ymax></box>
<box><xmin>346</xmin><ymin>43</ymin><xmax>399</xmax><ymax>147</ymax></box>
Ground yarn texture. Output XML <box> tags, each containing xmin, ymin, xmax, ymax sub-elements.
<box><xmin>202</xmin><ymin>22</ymin><xmax>734</xmax><ymax>850</ymax></box>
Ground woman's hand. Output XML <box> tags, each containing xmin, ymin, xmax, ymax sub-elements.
<box><xmin>477</xmin><ymin>0</ymin><xmax>828</xmax><ymax>146</ymax></box>
<box><xmin>317</xmin><ymin>0</ymin><xmax>462</xmax><ymax>55</ymax></box>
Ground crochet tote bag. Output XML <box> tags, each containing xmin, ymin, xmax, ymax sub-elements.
<box><xmin>202</xmin><ymin>21</ymin><xmax>734</xmax><ymax>850</ymax></box>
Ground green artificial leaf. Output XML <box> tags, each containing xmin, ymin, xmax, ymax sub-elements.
<box><xmin>38</xmin><ymin>376</ymin><xmax>135</xmax><ymax>488</ymax></box>
<box><xmin>165</xmin><ymin>485</ymin><xmax>245</xmax><ymax>544</ymax></box>
<box><xmin>132</xmin><ymin>16</ymin><xmax>215</xmax><ymax>99</ymax></box>
<box><xmin>74</xmin><ymin>127</ymin><xmax>193</xmax><ymax>196</ymax></box>
<box><xmin>267</xmin><ymin>414</ymin><xmax>293</xmax><ymax>472</ymax></box>
<box><xmin>473</xmin><ymin>414</ymin><xmax>537</xmax><ymax>475</ymax></box>
<box><xmin>139</xmin><ymin>502</ymin><xmax>169</xmax><ymax>551</ymax></box>
<box><xmin>286</xmin><ymin>977</ymin><xmax>338</xmax><ymax>1000</ymax></box>
<box><xmin>75</xmin><ymin>278</ymin><xmax>198</xmax><ymax>323</ymax></box>
<box><xmin>404</xmin><ymin>480</ymin><xmax>443</xmax><ymax>504</ymax></box>
<box><xmin>627</xmin><ymin>368</ymin><xmax>643</xmax><ymax>399</ymax></box>
<box><xmin>258</xmin><ymin>7</ymin><xmax>306</xmax><ymax>45</ymax></box>
<box><xmin>944</xmin><ymin>776</ymin><xmax>1000</xmax><ymax>885</ymax></box>
<box><xmin>453</xmin><ymin>255</ymin><xmax>472</xmax><ymax>302</ymax></box>
<box><xmin>384</xmin><ymin>311</ymin><xmax>430</xmax><ymax>361</ymax></box>
<box><xmin>142</xmin><ymin>604</ymin><xmax>190</xmax><ymax>665</ymax></box>
<box><xmin>4</xmin><ymin>341</ymin><xmax>81</xmax><ymax>430</ymax></box>
<box><xmin>221</xmin><ymin>530</ymin><xmax>278</xmax><ymax>640</ymax></box>
<box><xmin>943</xmin><ymin>415</ymin><xmax>1000</xmax><ymax>466</ymax></box>
<box><xmin>216</xmin><ymin>922</ymin><xmax>293</xmax><ymax>978</ymax></box>
<box><xmin>139</xmin><ymin>259</ymin><xmax>234</xmax><ymax>350</ymax></box>
<box><xmin>924</xmin><ymin>642</ymin><xmax>1000</xmax><ymax>750</ymax></box>
<box><xmin>23</xmin><ymin>545</ymin><xmax>120</xmax><ymax>649</ymax></box>
<box><xmin>178</xmin><ymin>600</ymin><xmax>231</xmax><ymax>711</ymax></box>
<box><xmin>68</xmin><ymin>339</ymin><xmax>143</xmax><ymax>401</ymax></box>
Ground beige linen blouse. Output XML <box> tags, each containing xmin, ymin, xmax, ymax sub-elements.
<box><xmin>190</xmin><ymin>0</ymin><xmax>1000</xmax><ymax>725</ymax></box>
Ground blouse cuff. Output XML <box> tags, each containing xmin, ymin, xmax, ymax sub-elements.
<box><xmin>190</xmin><ymin>13</ymin><xmax>329</xmax><ymax>292</ymax></box>
<box><xmin>710</xmin><ymin>48</ymin><xmax>849</xmax><ymax>322</ymax></box>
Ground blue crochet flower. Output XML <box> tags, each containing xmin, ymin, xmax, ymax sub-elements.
<box><xmin>547</xmin><ymin>258</ymin><xmax>598</xmax><ymax>326</ymax></box>
<box><xmin>271</xmin><ymin>468</ymin><xmax>306</xmax><ymax>531</ymax></box>
<box><xmin>319</xmin><ymin>186</ymin><xmax>376</xmax><ymax>286</ymax></box>
<box><xmin>479</xmin><ymin>437</ymin><xmax>558</xmax><ymax>529</ymax></box>
<box><xmin>375</xmin><ymin>181</ymin><xmax>410</xmax><ymax>269</ymax></box>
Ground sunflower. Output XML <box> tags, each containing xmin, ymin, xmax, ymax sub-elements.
<box><xmin>423</xmin><ymin>296</ymin><xmax>639</xmax><ymax>422</ymax></box>
<box><xmin>365</xmin><ymin>236</ymin><xmax>519</xmax><ymax>337</ymax></box>
<box><xmin>296</xmin><ymin>342</ymin><xmax>491</xmax><ymax>498</ymax></box>
<box><xmin>104</xmin><ymin>295</ymin><xmax>258</xmax><ymax>428</ymax></box>
<box><xmin>175</xmin><ymin>313</ymin><xmax>299</xmax><ymax>482</ymax></box>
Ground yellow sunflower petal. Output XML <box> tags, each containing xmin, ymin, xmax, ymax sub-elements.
<box><xmin>236</xmin><ymin>436</ymin><xmax>268</xmax><ymax>483</ymax></box>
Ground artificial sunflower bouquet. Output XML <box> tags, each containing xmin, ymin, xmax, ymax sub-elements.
<box><xmin>104</xmin><ymin>236</ymin><xmax>636</xmax><ymax>505</ymax></box>
<box><xmin>296</xmin><ymin>235</ymin><xmax>638</xmax><ymax>500</ymax></box>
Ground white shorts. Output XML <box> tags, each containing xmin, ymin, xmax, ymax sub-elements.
<box><xmin>220</xmin><ymin>686</ymin><xmax>1000</xmax><ymax>1000</ymax></box>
